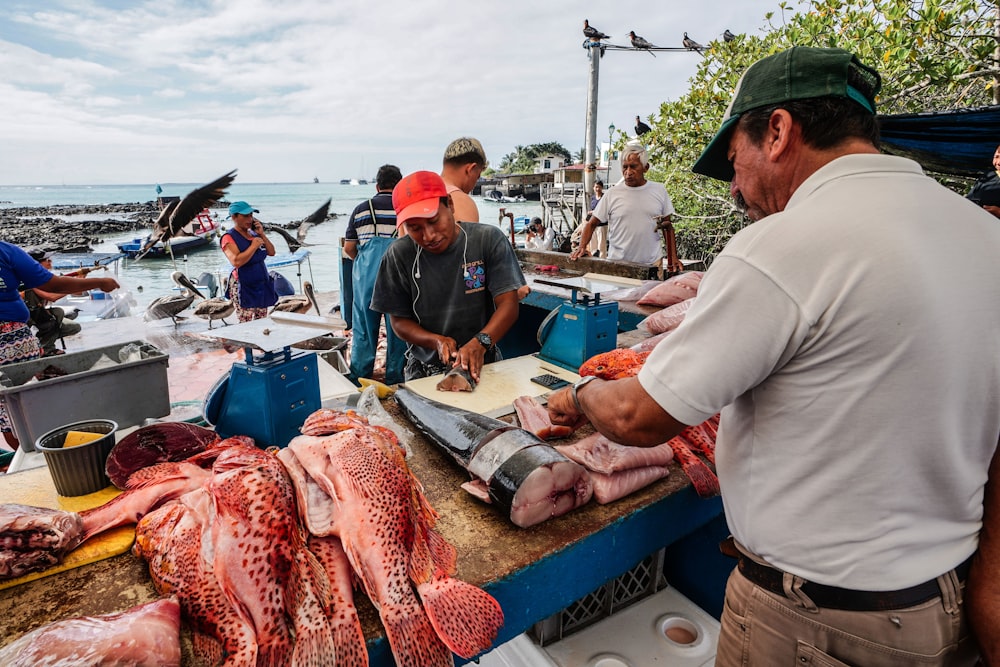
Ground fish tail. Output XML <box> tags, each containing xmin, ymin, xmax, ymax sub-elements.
<box><xmin>380</xmin><ymin>601</ymin><xmax>454</xmax><ymax>667</ymax></box>
<box><xmin>288</xmin><ymin>549</ymin><xmax>339</xmax><ymax>667</ymax></box>
<box><xmin>417</xmin><ymin>576</ymin><xmax>504</xmax><ymax>659</ymax></box>
<box><xmin>290</xmin><ymin>622</ymin><xmax>337</xmax><ymax>667</ymax></box>
<box><xmin>328</xmin><ymin>612</ymin><xmax>369</xmax><ymax>667</ymax></box>
<box><xmin>256</xmin><ymin>641</ymin><xmax>293</xmax><ymax>667</ymax></box>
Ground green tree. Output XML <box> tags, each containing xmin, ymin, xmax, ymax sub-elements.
<box><xmin>642</xmin><ymin>0</ymin><xmax>998</xmax><ymax>266</ymax></box>
<box><xmin>497</xmin><ymin>142</ymin><xmax>574</xmax><ymax>174</ymax></box>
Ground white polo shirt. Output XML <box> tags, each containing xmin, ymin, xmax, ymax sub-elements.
<box><xmin>639</xmin><ymin>154</ymin><xmax>1000</xmax><ymax>590</ymax></box>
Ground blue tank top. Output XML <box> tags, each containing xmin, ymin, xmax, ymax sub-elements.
<box><xmin>223</xmin><ymin>231</ymin><xmax>278</xmax><ymax>309</ymax></box>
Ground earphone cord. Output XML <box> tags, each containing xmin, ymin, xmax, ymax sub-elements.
<box><xmin>411</xmin><ymin>226</ymin><xmax>470</xmax><ymax>325</ymax></box>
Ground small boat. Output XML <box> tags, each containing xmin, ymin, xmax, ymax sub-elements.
<box><xmin>483</xmin><ymin>190</ymin><xmax>527</xmax><ymax>204</ymax></box>
<box><xmin>339</xmin><ymin>179</ymin><xmax>351</xmax><ymax>185</ymax></box>
<box><xmin>313</xmin><ymin>177</ymin><xmax>319</xmax><ymax>184</ymax></box>
<box><xmin>117</xmin><ymin>209</ymin><xmax>220</xmax><ymax>259</ymax></box>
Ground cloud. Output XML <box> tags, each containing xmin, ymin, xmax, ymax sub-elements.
<box><xmin>0</xmin><ymin>0</ymin><xmax>777</xmax><ymax>184</ymax></box>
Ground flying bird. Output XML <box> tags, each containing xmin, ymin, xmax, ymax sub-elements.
<box><xmin>628</xmin><ymin>31</ymin><xmax>657</xmax><ymax>56</ymax></box>
<box><xmin>136</xmin><ymin>170</ymin><xmax>236</xmax><ymax>260</ymax></box>
<box><xmin>723</xmin><ymin>29</ymin><xmax>736</xmax><ymax>42</ymax></box>
<box><xmin>262</xmin><ymin>198</ymin><xmax>331</xmax><ymax>253</ymax></box>
<box><xmin>682</xmin><ymin>32</ymin><xmax>704</xmax><ymax>52</ymax></box>
<box><xmin>583</xmin><ymin>19</ymin><xmax>610</xmax><ymax>42</ymax></box>
<box><xmin>635</xmin><ymin>116</ymin><xmax>652</xmax><ymax>137</ymax></box>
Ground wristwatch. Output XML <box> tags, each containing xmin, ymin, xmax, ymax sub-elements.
<box><xmin>571</xmin><ymin>375</ymin><xmax>598</xmax><ymax>413</ymax></box>
<box><xmin>475</xmin><ymin>332</ymin><xmax>493</xmax><ymax>350</ymax></box>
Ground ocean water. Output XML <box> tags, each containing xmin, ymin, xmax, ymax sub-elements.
<box><xmin>0</xmin><ymin>182</ymin><xmax>543</xmax><ymax>312</ymax></box>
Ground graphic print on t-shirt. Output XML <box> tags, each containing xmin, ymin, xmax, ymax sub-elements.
<box><xmin>464</xmin><ymin>261</ymin><xmax>485</xmax><ymax>293</ymax></box>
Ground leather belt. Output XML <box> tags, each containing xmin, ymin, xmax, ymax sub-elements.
<box><xmin>736</xmin><ymin>554</ymin><xmax>972</xmax><ymax>612</ymax></box>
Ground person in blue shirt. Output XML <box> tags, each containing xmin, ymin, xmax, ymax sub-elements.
<box><xmin>0</xmin><ymin>242</ymin><xmax>119</xmax><ymax>448</ymax></box>
<box><xmin>221</xmin><ymin>201</ymin><xmax>277</xmax><ymax>322</ymax></box>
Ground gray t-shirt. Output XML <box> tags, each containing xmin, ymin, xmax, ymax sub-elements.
<box><xmin>371</xmin><ymin>222</ymin><xmax>526</xmax><ymax>365</ymax></box>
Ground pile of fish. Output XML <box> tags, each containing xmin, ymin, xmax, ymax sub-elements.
<box><xmin>0</xmin><ymin>413</ymin><xmax>504</xmax><ymax>666</ymax></box>
<box><xmin>577</xmin><ymin>348</ymin><xmax>720</xmax><ymax>498</ymax></box>
<box><xmin>280</xmin><ymin>409</ymin><xmax>504</xmax><ymax>665</ymax></box>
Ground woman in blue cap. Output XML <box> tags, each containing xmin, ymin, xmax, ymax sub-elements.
<box><xmin>221</xmin><ymin>201</ymin><xmax>277</xmax><ymax>322</ymax></box>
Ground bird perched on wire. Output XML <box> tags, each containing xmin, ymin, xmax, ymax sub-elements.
<box><xmin>682</xmin><ymin>32</ymin><xmax>704</xmax><ymax>52</ymax></box>
<box><xmin>628</xmin><ymin>31</ymin><xmax>657</xmax><ymax>56</ymax></box>
<box><xmin>635</xmin><ymin>116</ymin><xmax>652</xmax><ymax>137</ymax></box>
<box><xmin>135</xmin><ymin>170</ymin><xmax>236</xmax><ymax>261</ymax></box>
<box><xmin>723</xmin><ymin>29</ymin><xmax>736</xmax><ymax>42</ymax></box>
<box><xmin>261</xmin><ymin>198</ymin><xmax>331</xmax><ymax>253</ymax></box>
<box><xmin>583</xmin><ymin>19</ymin><xmax>610</xmax><ymax>42</ymax></box>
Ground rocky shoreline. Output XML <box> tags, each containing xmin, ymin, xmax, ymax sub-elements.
<box><xmin>0</xmin><ymin>201</ymin><xmax>162</xmax><ymax>253</ymax></box>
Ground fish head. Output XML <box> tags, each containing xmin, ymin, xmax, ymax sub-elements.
<box><xmin>578</xmin><ymin>348</ymin><xmax>648</xmax><ymax>380</ymax></box>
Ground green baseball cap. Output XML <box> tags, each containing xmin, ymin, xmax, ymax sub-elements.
<box><xmin>692</xmin><ymin>46</ymin><xmax>881</xmax><ymax>182</ymax></box>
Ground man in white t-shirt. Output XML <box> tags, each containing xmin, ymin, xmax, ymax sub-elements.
<box><xmin>548</xmin><ymin>47</ymin><xmax>1000</xmax><ymax>666</ymax></box>
<box><xmin>570</xmin><ymin>140</ymin><xmax>674</xmax><ymax>267</ymax></box>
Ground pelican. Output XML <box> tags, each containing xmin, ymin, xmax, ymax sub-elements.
<box><xmin>144</xmin><ymin>272</ymin><xmax>205</xmax><ymax>326</ymax></box>
<box><xmin>193</xmin><ymin>297</ymin><xmax>235</xmax><ymax>329</ymax></box>
<box><xmin>135</xmin><ymin>170</ymin><xmax>236</xmax><ymax>261</ymax></box>
<box><xmin>271</xmin><ymin>281</ymin><xmax>320</xmax><ymax>315</ymax></box>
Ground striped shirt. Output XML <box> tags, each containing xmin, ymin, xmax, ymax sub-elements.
<box><xmin>344</xmin><ymin>191</ymin><xmax>397</xmax><ymax>246</ymax></box>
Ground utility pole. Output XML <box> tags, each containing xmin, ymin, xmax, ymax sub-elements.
<box><xmin>584</xmin><ymin>42</ymin><xmax>601</xmax><ymax>214</ymax></box>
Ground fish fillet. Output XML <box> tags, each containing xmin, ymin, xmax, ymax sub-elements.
<box><xmin>513</xmin><ymin>395</ymin><xmax>574</xmax><ymax>440</ymax></box>
<box><xmin>0</xmin><ymin>597</ymin><xmax>181</xmax><ymax>667</ymax></box>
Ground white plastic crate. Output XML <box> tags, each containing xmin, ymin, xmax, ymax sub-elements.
<box><xmin>478</xmin><ymin>586</ymin><xmax>719</xmax><ymax>667</ymax></box>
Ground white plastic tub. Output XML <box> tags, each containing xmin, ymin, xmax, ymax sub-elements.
<box><xmin>478</xmin><ymin>586</ymin><xmax>719</xmax><ymax>667</ymax></box>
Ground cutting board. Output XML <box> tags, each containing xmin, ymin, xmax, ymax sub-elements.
<box><xmin>0</xmin><ymin>466</ymin><xmax>133</xmax><ymax>590</ymax></box>
<box><xmin>404</xmin><ymin>355</ymin><xmax>580</xmax><ymax>417</ymax></box>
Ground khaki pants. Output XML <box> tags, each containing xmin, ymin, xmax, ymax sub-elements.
<box><xmin>716</xmin><ymin>565</ymin><xmax>980</xmax><ymax>666</ymax></box>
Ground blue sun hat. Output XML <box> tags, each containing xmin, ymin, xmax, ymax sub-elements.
<box><xmin>228</xmin><ymin>201</ymin><xmax>259</xmax><ymax>217</ymax></box>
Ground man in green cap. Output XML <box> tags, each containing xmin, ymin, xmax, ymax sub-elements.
<box><xmin>547</xmin><ymin>46</ymin><xmax>999</xmax><ymax>664</ymax></box>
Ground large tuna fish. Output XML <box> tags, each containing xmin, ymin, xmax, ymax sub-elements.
<box><xmin>281</xmin><ymin>410</ymin><xmax>504</xmax><ymax>667</ymax></box>
<box><xmin>0</xmin><ymin>597</ymin><xmax>181</xmax><ymax>666</ymax></box>
<box><xmin>394</xmin><ymin>388</ymin><xmax>593</xmax><ymax>528</ymax></box>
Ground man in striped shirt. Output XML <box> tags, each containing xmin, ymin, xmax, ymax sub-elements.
<box><xmin>344</xmin><ymin>164</ymin><xmax>405</xmax><ymax>385</ymax></box>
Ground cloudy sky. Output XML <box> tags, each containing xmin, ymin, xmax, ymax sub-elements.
<box><xmin>0</xmin><ymin>0</ymin><xmax>785</xmax><ymax>185</ymax></box>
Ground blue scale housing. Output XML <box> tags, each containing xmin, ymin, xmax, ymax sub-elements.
<box><xmin>537</xmin><ymin>292</ymin><xmax>619</xmax><ymax>372</ymax></box>
<box><xmin>205</xmin><ymin>347</ymin><xmax>320</xmax><ymax>448</ymax></box>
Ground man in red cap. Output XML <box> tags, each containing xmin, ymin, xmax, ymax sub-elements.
<box><xmin>370</xmin><ymin>170</ymin><xmax>525</xmax><ymax>382</ymax></box>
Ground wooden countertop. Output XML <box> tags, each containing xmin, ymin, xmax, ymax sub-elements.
<box><xmin>0</xmin><ymin>400</ymin><xmax>722</xmax><ymax>666</ymax></box>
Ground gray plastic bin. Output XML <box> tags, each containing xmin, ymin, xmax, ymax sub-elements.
<box><xmin>0</xmin><ymin>341</ymin><xmax>170</xmax><ymax>452</ymax></box>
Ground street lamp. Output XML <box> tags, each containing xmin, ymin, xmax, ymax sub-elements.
<box><xmin>607</xmin><ymin>123</ymin><xmax>616</xmax><ymax>182</ymax></box>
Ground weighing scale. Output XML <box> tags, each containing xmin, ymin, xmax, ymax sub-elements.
<box><xmin>534</xmin><ymin>275</ymin><xmax>622</xmax><ymax>372</ymax></box>
<box><xmin>202</xmin><ymin>312</ymin><xmax>346</xmax><ymax>448</ymax></box>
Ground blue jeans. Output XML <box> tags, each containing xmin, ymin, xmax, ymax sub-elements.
<box><xmin>348</xmin><ymin>236</ymin><xmax>404</xmax><ymax>385</ymax></box>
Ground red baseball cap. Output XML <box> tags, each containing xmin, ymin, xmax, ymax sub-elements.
<box><xmin>392</xmin><ymin>171</ymin><xmax>448</xmax><ymax>226</ymax></box>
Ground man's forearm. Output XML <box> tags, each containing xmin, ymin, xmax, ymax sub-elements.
<box><xmin>969</xmin><ymin>441</ymin><xmax>1000</xmax><ymax>664</ymax></box>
